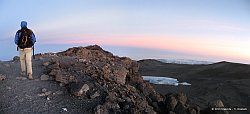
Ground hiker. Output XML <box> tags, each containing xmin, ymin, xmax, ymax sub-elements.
<box><xmin>14</xmin><ymin>21</ymin><xmax>36</xmax><ymax>80</ymax></box>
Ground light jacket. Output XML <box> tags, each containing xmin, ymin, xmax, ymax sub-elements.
<box><xmin>14</xmin><ymin>21</ymin><xmax>36</xmax><ymax>45</ymax></box>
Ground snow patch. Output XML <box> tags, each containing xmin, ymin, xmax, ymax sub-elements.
<box><xmin>158</xmin><ymin>59</ymin><xmax>214</xmax><ymax>65</ymax></box>
<box><xmin>142</xmin><ymin>76</ymin><xmax>191</xmax><ymax>86</ymax></box>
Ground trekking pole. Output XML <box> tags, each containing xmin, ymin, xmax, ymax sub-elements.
<box><xmin>33</xmin><ymin>45</ymin><xmax>35</xmax><ymax>59</ymax></box>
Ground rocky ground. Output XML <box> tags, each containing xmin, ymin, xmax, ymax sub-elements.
<box><xmin>139</xmin><ymin>59</ymin><xmax>250</xmax><ymax>114</ymax></box>
<box><xmin>0</xmin><ymin>55</ymin><xmax>97</xmax><ymax>114</ymax></box>
<box><xmin>0</xmin><ymin>45</ymin><xmax>203</xmax><ymax>114</ymax></box>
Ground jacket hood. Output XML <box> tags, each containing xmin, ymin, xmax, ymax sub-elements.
<box><xmin>21</xmin><ymin>21</ymin><xmax>27</xmax><ymax>28</ymax></box>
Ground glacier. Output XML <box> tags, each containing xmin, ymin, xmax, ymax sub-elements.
<box><xmin>157</xmin><ymin>59</ymin><xmax>214</xmax><ymax>65</ymax></box>
<box><xmin>142</xmin><ymin>76</ymin><xmax>191</xmax><ymax>86</ymax></box>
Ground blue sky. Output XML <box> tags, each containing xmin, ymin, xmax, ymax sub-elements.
<box><xmin>0</xmin><ymin>0</ymin><xmax>250</xmax><ymax>63</ymax></box>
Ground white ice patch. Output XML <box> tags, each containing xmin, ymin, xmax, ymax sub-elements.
<box><xmin>62</xmin><ymin>108</ymin><xmax>68</xmax><ymax>112</ymax></box>
<box><xmin>158</xmin><ymin>59</ymin><xmax>214</xmax><ymax>65</ymax></box>
<box><xmin>179</xmin><ymin>82</ymin><xmax>191</xmax><ymax>86</ymax></box>
<box><xmin>142</xmin><ymin>76</ymin><xmax>191</xmax><ymax>86</ymax></box>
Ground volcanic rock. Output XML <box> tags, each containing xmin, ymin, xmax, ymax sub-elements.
<box><xmin>208</xmin><ymin>100</ymin><xmax>225</xmax><ymax>108</ymax></box>
<box><xmin>90</xmin><ymin>91</ymin><xmax>100</xmax><ymax>99</ymax></box>
<box><xmin>174</xmin><ymin>102</ymin><xmax>187</xmax><ymax>114</ymax></box>
<box><xmin>4</xmin><ymin>64</ymin><xmax>10</xmax><ymax>67</ymax></box>
<box><xmin>165</xmin><ymin>93</ymin><xmax>178</xmax><ymax>111</ymax></box>
<box><xmin>0</xmin><ymin>74</ymin><xmax>6</xmax><ymax>81</ymax></box>
<box><xmin>164</xmin><ymin>93</ymin><xmax>200</xmax><ymax>114</ymax></box>
<box><xmin>43</xmin><ymin>62</ymin><xmax>50</xmax><ymax>66</ymax></box>
<box><xmin>72</xmin><ymin>83</ymin><xmax>90</xmax><ymax>97</ymax></box>
<box><xmin>40</xmin><ymin>74</ymin><xmax>50</xmax><ymax>81</ymax></box>
<box><xmin>177</xmin><ymin>92</ymin><xmax>187</xmax><ymax>105</ymax></box>
<box><xmin>42</xmin><ymin>88</ymin><xmax>47</xmax><ymax>93</ymax></box>
<box><xmin>38</xmin><ymin>88</ymin><xmax>52</xmax><ymax>97</ymax></box>
<box><xmin>42</xmin><ymin>45</ymin><xmax>200</xmax><ymax>113</ymax></box>
<box><xmin>12</xmin><ymin>56</ymin><xmax>20</xmax><ymax>62</ymax></box>
<box><xmin>206</xmin><ymin>100</ymin><xmax>229</xmax><ymax>114</ymax></box>
<box><xmin>16</xmin><ymin>76</ymin><xmax>27</xmax><ymax>80</ymax></box>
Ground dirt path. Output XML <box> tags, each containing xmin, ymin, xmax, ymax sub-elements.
<box><xmin>0</xmin><ymin>59</ymin><xmax>98</xmax><ymax>114</ymax></box>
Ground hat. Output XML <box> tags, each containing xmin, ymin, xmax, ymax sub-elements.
<box><xmin>21</xmin><ymin>21</ymin><xmax>27</xmax><ymax>28</ymax></box>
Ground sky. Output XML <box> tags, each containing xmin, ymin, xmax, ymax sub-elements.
<box><xmin>0</xmin><ymin>0</ymin><xmax>250</xmax><ymax>63</ymax></box>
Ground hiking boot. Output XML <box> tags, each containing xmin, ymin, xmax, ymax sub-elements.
<box><xmin>28</xmin><ymin>73</ymin><xmax>33</xmax><ymax>80</ymax></box>
<box><xmin>20</xmin><ymin>72</ymin><xmax>26</xmax><ymax>76</ymax></box>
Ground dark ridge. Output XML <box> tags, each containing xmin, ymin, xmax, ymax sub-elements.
<box><xmin>138</xmin><ymin>58</ymin><xmax>250</xmax><ymax>114</ymax></box>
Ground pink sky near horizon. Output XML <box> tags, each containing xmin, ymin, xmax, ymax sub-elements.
<box><xmin>38</xmin><ymin>33</ymin><xmax>250</xmax><ymax>63</ymax></box>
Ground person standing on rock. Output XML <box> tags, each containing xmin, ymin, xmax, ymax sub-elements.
<box><xmin>14</xmin><ymin>21</ymin><xmax>36</xmax><ymax>79</ymax></box>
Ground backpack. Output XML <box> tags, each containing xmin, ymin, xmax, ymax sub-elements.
<box><xmin>17</xmin><ymin>28</ymin><xmax>34</xmax><ymax>49</ymax></box>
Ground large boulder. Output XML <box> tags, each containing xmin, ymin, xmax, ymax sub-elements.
<box><xmin>44</xmin><ymin>45</ymin><xmax>160</xmax><ymax>113</ymax></box>
<box><xmin>209</xmin><ymin>100</ymin><xmax>225</xmax><ymax>108</ymax></box>
<box><xmin>164</xmin><ymin>93</ymin><xmax>200</xmax><ymax>114</ymax></box>
<box><xmin>206</xmin><ymin>100</ymin><xmax>229</xmax><ymax>114</ymax></box>
<box><xmin>41</xmin><ymin>45</ymin><xmax>200</xmax><ymax>114</ymax></box>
